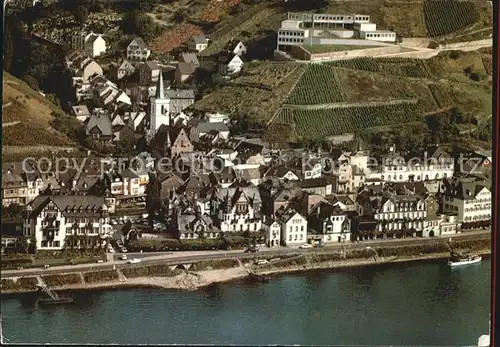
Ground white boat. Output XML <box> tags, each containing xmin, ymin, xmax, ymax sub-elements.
<box><xmin>447</xmin><ymin>255</ymin><xmax>482</xmax><ymax>267</ymax></box>
<box><xmin>477</xmin><ymin>334</ymin><xmax>490</xmax><ymax>346</ymax></box>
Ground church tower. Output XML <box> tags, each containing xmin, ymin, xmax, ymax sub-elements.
<box><xmin>149</xmin><ymin>71</ymin><xmax>170</xmax><ymax>140</ymax></box>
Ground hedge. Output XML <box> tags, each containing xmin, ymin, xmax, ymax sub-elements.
<box><xmin>127</xmin><ymin>237</ymin><xmax>249</xmax><ymax>252</ymax></box>
<box><xmin>83</xmin><ymin>270</ymin><xmax>119</xmax><ymax>283</ymax></box>
<box><xmin>121</xmin><ymin>265</ymin><xmax>183</xmax><ymax>278</ymax></box>
<box><xmin>42</xmin><ymin>274</ymin><xmax>82</xmax><ymax>287</ymax></box>
<box><xmin>190</xmin><ymin>259</ymin><xmax>238</xmax><ymax>271</ymax></box>
<box><xmin>36</xmin><ymin>249</ymin><xmax>107</xmax><ymax>259</ymax></box>
<box><xmin>1</xmin><ymin>277</ymin><xmax>38</xmax><ymax>291</ymax></box>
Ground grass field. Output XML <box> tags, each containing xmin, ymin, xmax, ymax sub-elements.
<box><xmin>2</xmin><ymin>71</ymin><xmax>75</xmax><ymax>149</ymax></box>
<box><xmin>192</xmin><ymin>63</ymin><xmax>306</xmax><ymax>122</ymax></box>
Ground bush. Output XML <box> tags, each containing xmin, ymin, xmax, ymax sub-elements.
<box><xmin>121</xmin><ymin>265</ymin><xmax>183</xmax><ymax>278</ymax></box>
<box><xmin>83</xmin><ymin>270</ymin><xmax>119</xmax><ymax>283</ymax></box>
<box><xmin>190</xmin><ymin>259</ymin><xmax>238</xmax><ymax>271</ymax></box>
<box><xmin>21</xmin><ymin>75</ymin><xmax>39</xmax><ymax>91</ymax></box>
<box><xmin>42</xmin><ymin>274</ymin><xmax>82</xmax><ymax>287</ymax></box>
<box><xmin>127</xmin><ymin>237</ymin><xmax>247</xmax><ymax>252</ymax></box>
<box><xmin>1</xmin><ymin>277</ymin><xmax>38</xmax><ymax>291</ymax></box>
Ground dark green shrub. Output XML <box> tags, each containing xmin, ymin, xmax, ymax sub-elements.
<box><xmin>42</xmin><ymin>274</ymin><xmax>82</xmax><ymax>287</ymax></box>
<box><xmin>83</xmin><ymin>270</ymin><xmax>119</xmax><ymax>283</ymax></box>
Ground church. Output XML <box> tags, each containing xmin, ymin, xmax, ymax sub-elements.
<box><xmin>148</xmin><ymin>71</ymin><xmax>195</xmax><ymax>141</ymax></box>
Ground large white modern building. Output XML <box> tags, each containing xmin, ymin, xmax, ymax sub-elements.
<box><xmin>276</xmin><ymin>12</ymin><xmax>396</xmax><ymax>51</ymax></box>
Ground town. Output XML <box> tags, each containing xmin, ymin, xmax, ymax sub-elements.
<box><xmin>2</xmin><ymin>0</ymin><xmax>492</xmax><ymax>260</ymax></box>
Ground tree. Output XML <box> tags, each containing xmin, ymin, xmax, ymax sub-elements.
<box><xmin>74</xmin><ymin>5</ymin><xmax>89</xmax><ymax>24</ymax></box>
<box><xmin>122</xmin><ymin>11</ymin><xmax>162</xmax><ymax>41</ymax></box>
<box><xmin>4</xmin><ymin>20</ymin><xmax>15</xmax><ymax>71</ymax></box>
<box><xmin>21</xmin><ymin>75</ymin><xmax>40</xmax><ymax>91</ymax></box>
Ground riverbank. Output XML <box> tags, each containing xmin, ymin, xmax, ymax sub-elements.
<box><xmin>1</xmin><ymin>244</ymin><xmax>490</xmax><ymax>295</ymax></box>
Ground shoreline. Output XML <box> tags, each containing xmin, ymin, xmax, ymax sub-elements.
<box><xmin>1</xmin><ymin>249</ymin><xmax>490</xmax><ymax>296</ymax></box>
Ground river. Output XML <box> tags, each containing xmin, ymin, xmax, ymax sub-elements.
<box><xmin>1</xmin><ymin>258</ymin><xmax>490</xmax><ymax>345</ymax></box>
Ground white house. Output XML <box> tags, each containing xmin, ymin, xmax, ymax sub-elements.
<box><xmin>225</xmin><ymin>39</ymin><xmax>247</xmax><ymax>56</ymax></box>
<box><xmin>442</xmin><ymin>180</ymin><xmax>491</xmax><ymax>227</ymax></box>
<box><xmin>366</xmin><ymin>146</ymin><xmax>454</xmax><ymax>183</ymax></box>
<box><xmin>84</xmin><ymin>33</ymin><xmax>107</xmax><ymax>57</ymax></box>
<box><xmin>188</xmin><ymin>34</ymin><xmax>209</xmax><ymax>52</ymax></box>
<box><xmin>262</xmin><ymin>217</ymin><xmax>281</xmax><ymax>247</ymax></box>
<box><xmin>276</xmin><ymin>207</ymin><xmax>307</xmax><ymax>246</ymax></box>
<box><xmin>211</xmin><ymin>184</ymin><xmax>262</xmax><ymax>233</ymax></box>
<box><xmin>71</xmin><ymin>105</ymin><xmax>91</xmax><ymax>122</ymax></box>
<box><xmin>23</xmin><ymin>195</ymin><xmax>112</xmax><ymax>250</ymax></box>
<box><xmin>218</xmin><ymin>53</ymin><xmax>244</xmax><ymax>75</ymax></box>
<box><xmin>71</xmin><ymin>31</ymin><xmax>107</xmax><ymax>57</ymax></box>
<box><xmin>422</xmin><ymin>215</ymin><xmax>461</xmax><ymax>237</ymax></box>
<box><xmin>127</xmin><ymin>37</ymin><xmax>151</xmax><ymax>61</ymax></box>
<box><xmin>307</xmin><ymin>201</ymin><xmax>350</xmax><ymax>244</ymax></box>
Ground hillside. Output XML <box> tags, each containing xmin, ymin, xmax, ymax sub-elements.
<box><xmin>2</xmin><ymin>71</ymin><xmax>77</xmax><ymax>158</ymax></box>
<box><xmin>191</xmin><ymin>49</ymin><xmax>492</xmax><ymax>142</ymax></box>
<box><xmin>145</xmin><ymin>0</ymin><xmax>492</xmax><ymax>55</ymax></box>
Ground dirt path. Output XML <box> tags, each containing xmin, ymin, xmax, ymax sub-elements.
<box><xmin>282</xmin><ymin>98</ymin><xmax>418</xmax><ymax>110</ymax></box>
<box><xmin>2</xmin><ymin>121</ymin><xmax>20</xmax><ymax>128</ymax></box>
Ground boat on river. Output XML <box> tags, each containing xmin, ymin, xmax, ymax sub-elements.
<box><xmin>248</xmin><ymin>272</ymin><xmax>270</xmax><ymax>283</ymax></box>
<box><xmin>36</xmin><ymin>284</ymin><xmax>74</xmax><ymax>305</ymax></box>
<box><xmin>447</xmin><ymin>255</ymin><xmax>482</xmax><ymax>267</ymax></box>
<box><xmin>38</xmin><ymin>297</ymin><xmax>74</xmax><ymax>305</ymax></box>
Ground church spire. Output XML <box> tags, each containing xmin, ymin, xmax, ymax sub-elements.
<box><xmin>155</xmin><ymin>70</ymin><xmax>165</xmax><ymax>99</ymax></box>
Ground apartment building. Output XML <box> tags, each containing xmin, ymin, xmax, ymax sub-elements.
<box><xmin>442</xmin><ymin>179</ymin><xmax>492</xmax><ymax>227</ymax></box>
<box><xmin>23</xmin><ymin>195</ymin><xmax>112</xmax><ymax>250</ymax></box>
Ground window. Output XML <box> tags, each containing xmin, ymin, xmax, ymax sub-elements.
<box><xmin>289</xmin><ymin>235</ymin><xmax>292</xmax><ymax>241</ymax></box>
<box><xmin>301</xmin><ymin>226</ymin><xmax>304</xmax><ymax>232</ymax></box>
<box><xmin>54</xmin><ymin>241</ymin><xmax>60</xmax><ymax>247</ymax></box>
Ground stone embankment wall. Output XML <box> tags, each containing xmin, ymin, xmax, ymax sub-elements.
<box><xmin>1</xmin><ymin>238</ymin><xmax>490</xmax><ymax>294</ymax></box>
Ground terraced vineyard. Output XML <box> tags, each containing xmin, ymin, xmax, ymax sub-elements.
<box><xmin>235</xmin><ymin>63</ymin><xmax>300</xmax><ymax>88</ymax></box>
<box><xmin>284</xmin><ymin>64</ymin><xmax>347</xmax><ymax>105</ymax></box>
<box><xmin>328</xmin><ymin>58</ymin><xmax>431</xmax><ymax>78</ymax></box>
<box><xmin>428</xmin><ymin>83</ymin><xmax>454</xmax><ymax>109</ymax></box>
<box><xmin>423</xmin><ymin>0</ymin><xmax>479</xmax><ymax>37</ymax></box>
<box><xmin>273</xmin><ymin>102</ymin><xmax>422</xmax><ymax>138</ymax></box>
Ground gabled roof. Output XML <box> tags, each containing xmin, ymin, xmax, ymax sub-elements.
<box><xmin>180</xmin><ymin>53</ymin><xmax>199</xmax><ymax>66</ymax></box>
<box><xmin>144</xmin><ymin>61</ymin><xmax>160</xmax><ymax>70</ymax></box>
<box><xmin>218</xmin><ymin>52</ymin><xmax>239</xmax><ymax>64</ymax></box>
<box><xmin>194</xmin><ymin>121</ymin><xmax>229</xmax><ymax>134</ymax></box>
<box><xmin>276</xmin><ymin>206</ymin><xmax>304</xmax><ymax>224</ymax></box>
<box><xmin>86</xmin><ymin>113</ymin><xmax>112</xmax><ymax>136</ymax></box>
<box><xmin>191</xmin><ymin>34</ymin><xmax>208</xmax><ymax>44</ymax></box>
<box><xmin>224</xmin><ymin>39</ymin><xmax>246</xmax><ymax>52</ymax></box>
<box><xmin>130</xmin><ymin>37</ymin><xmax>148</xmax><ymax>49</ymax></box>
<box><xmin>72</xmin><ymin>105</ymin><xmax>90</xmax><ymax>116</ymax></box>
<box><xmin>176</xmin><ymin>62</ymin><xmax>196</xmax><ymax>75</ymax></box>
<box><xmin>165</xmin><ymin>89</ymin><xmax>195</xmax><ymax>99</ymax></box>
<box><xmin>29</xmin><ymin>195</ymin><xmax>106</xmax><ymax>218</ymax></box>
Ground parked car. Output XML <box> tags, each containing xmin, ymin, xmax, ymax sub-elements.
<box><xmin>121</xmin><ymin>254</ymin><xmax>128</xmax><ymax>260</ymax></box>
<box><xmin>128</xmin><ymin>258</ymin><xmax>141</xmax><ymax>264</ymax></box>
<box><xmin>96</xmin><ymin>260</ymin><xmax>104</xmax><ymax>263</ymax></box>
<box><xmin>299</xmin><ymin>244</ymin><xmax>312</xmax><ymax>249</ymax></box>
<box><xmin>121</xmin><ymin>248</ymin><xmax>128</xmax><ymax>253</ymax></box>
<box><xmin>110</xmin><ymin>220</ymin><xmax>117</xmax><ymax>225</ymax></box>
<box><xmin>254</xmin><ymin>259</ymin><xmax>268</xmax><ymax>265</ymax></box>
<box><xmin>245</xmin><ymin>247</ymin><xmax>259</xmax><ymax>253</ymax></box>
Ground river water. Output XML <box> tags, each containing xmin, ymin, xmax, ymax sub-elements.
<box><xmin>1</xmin><ymin>258</ymin><xmax>490</xmax><ymax>346</ymax></box>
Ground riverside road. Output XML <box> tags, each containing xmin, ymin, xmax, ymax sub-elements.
<box><xmin>1</xmin><ymin>230</ymin><xmax>490</xmax><ymax>279</ymax></box>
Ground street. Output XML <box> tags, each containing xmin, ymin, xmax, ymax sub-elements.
<box><xmin>1</xmin><ymin>230</ymin><xmax>489</xmax><ymax>279</ymax></box>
